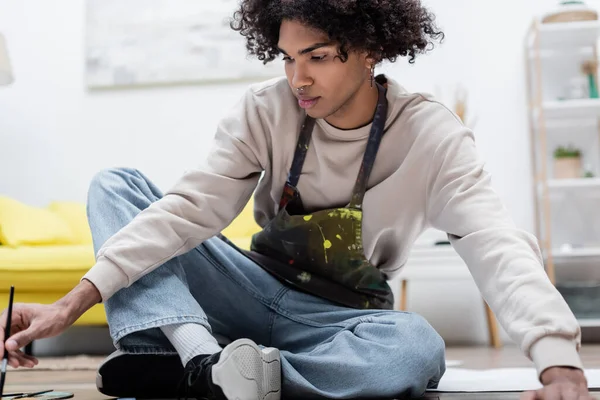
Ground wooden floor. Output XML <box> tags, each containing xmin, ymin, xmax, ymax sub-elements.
<box><xmin>4</xmin><ymin>345</ymin><xmax>600</xmax><ymax>399</ymax></box>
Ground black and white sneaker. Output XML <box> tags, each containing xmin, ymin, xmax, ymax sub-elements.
<box><xmin>182</xmin><ymin>338</ymin><xmax>281</xmax><ymax>400</ymax></box>
<box><xmin>96</xmin><ymin>338</ymin><xmax>281</xmax><ymax>400</ymax></box>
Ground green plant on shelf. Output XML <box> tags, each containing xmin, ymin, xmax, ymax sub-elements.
<box><xmin>554</xmin><ymin>145</ymin><xmax>581</xmax><ymax>158</ymax></box>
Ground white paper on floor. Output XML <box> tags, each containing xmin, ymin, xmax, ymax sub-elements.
<box><xmin>445</xmin><ymin>360</ymin><xmax>463</xmax><ymax>367</ymax></box>
<box><xmin>429</xmin><ymin>368</ymin><xmax>600</xmax><ymax>392</ymax></box>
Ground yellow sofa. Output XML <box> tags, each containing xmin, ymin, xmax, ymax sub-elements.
<box><xmin>0</xmin><ymin>195</ymin><xmax>261</xmax><ymax>326</ymax></box>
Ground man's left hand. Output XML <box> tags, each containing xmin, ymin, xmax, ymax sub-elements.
<box><xmin>520</xmin><ymin>366</ymin><xmax>594</xmax><ymax>399</ymax></box>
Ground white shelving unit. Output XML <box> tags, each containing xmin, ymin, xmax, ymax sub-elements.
<box><xmin>526</xmin><ymin>17</ymin><xmax>600</xmax><ymax>328</ymax></box>
<box><xmin>541</xmin><ymin>98</ymin><xmax>600</xmax><ymax>119</ymax></box>
<box><xmin>527</xmin><ymin>20</ymin><xmax>600</xmax><ymax>51</ymax></box>
<box><xmin>579</xmin><ymin>318</ymin><xmax>600</xmax><ymax>328</ymax></box>
<box><xmin>547</xmin><ymin>177</ymin><xmax>600</xmax><ymax>189</ymax></box>
<box><xmin>553</xmin><ymin>246</ymin><xmax>600</xmax><ymax>259</ymax></box>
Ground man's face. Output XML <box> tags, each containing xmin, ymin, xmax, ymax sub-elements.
<box><xmin>278</xmin><ymin>19</ymin><xmax>371</xmax><ymax>120</ymax></box>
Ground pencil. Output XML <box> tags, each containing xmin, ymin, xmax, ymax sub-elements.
<box><xmin>0</xmin><ymin>286</ymin><xmax>14</xmax><ymax>397</ymax></box>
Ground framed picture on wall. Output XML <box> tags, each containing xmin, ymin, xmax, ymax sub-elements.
<box><xmin>85</xmin><ymin>0</ymin><xmax>283</xmax><ymax>89</ymax></box>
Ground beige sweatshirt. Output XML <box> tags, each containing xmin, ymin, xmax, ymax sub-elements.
<box><xmin>83</xmin><ymin>75</ymin><xmax>582</xmax><ymax>377</ymax></box>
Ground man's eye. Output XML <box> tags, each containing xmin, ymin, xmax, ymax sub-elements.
<box><xmin>311</xmin><ymin>55</ymin><xmax>326</xmax><ymax>61</ymax></box>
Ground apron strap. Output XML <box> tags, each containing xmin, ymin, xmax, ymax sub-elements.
<box><xmin>286</xmin><ymin>116</ymin><xmax>316</xmax><ymax>188</ymax></box>
<box><xmin>283</xmin><ymin>82</ymin><xmax>388</xmax><ymax>209</ymax></box>
<box><xmin>349</xmin><ymin>83</ymin><xmax>388</xmax><ymax>209</ymax></box>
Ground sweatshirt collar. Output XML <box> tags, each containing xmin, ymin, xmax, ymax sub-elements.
<box><xmin>316</xmin><ymin>118</ymin><xmax>372</xmax><ymax>141</ymax></box>
<box><xmin>314</xmin><ymin>75</ymin><xmax>400</xmax><ymax>142</ymax></box>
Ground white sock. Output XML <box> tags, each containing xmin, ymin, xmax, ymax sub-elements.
<box><xmin>160</xmin><ymin>323</ymin><xmax>222</xmax><ymax>366</ymax></box>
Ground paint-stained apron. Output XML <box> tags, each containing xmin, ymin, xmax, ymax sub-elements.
<box><xmin>227</xmin><ymin>81</ymin><xmax>394</xmax><ymax>310</ymax></box>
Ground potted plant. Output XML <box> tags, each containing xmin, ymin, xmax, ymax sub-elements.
<box><xmin>554</xmin><ymin>145</ymin><xmax>582</xmax><ymax>179</ymax></box>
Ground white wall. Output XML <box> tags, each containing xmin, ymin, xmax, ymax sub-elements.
<box><xmin>0</xmin><ymin>0</ymin><xmax>595</xmax><ymax>349</ymax></box>
<box><xmin>0</xmin><ymin>0</ymin><xmax>253</xmax><ymax>206</ymax></box>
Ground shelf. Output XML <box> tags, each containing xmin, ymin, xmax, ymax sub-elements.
<box><xmin>528</xmin><ymin>46</ymin><xmax>594</xmax><ymax>60</ymax></box>
<box><xmin>539</xmin><ymin>178</ymin><xmax>600</xmax><ymax>198</ymax></box>
<box><xmin>543</xmin><ymin>119</ymin><xmax>598</xmax><ymax>132</ymax></box>
<box><xmin>540</xmin><ymin>98</ymin><xmax>600</xmax><ymax>120</ymax></box>
<box><xmin>578</xmin><ymin>318</ymin><xmax>600</xmax><ymax>327</ymax></box>
<box><xmin>552</xmin><ymin>246</ymin><xmax>600</xmax><ymax>259</ymax></box>
<box><xmin>407</xmin><ymin>245</ymin><xmax>463</xmax><ymax>267</ymax></box>
<box><xmin>528</xmin><ymin>20</ymin><xmax>600</xmax><ymax>51</ymax></box>
<box><xmin>547</xmin><ymin>178</ymin><xmax>600</xmax><ymax>189</ymax></box>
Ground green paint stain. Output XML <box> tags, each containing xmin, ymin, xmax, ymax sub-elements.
<box><xmin>298</xmin><ymin>272</ymin><xmax>311</xmax><ymax>283</ymax></box>
<box><xmin>336</xmin><ymin>234</ymin><xmax>342</xmax><ymax>240</ymax></box>
<box><xmin>328</xmin><ymin>209</ymin><xmax>362</xmax><ymax>220</ymax></box>
<box><xmin>324</xmin><ymin>240</ymin><xmax>332</xmax><ymax>249</ymax></box>
<box><xmin>303</xmin><ymin>215</ymin><xmax>313</xmax><ymax>221</ymax></box>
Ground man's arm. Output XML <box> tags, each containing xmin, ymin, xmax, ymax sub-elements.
<box><xmin>55</xmin><ymin>279</ymin><xmax>102</xmax><ymax>323</ymax></box>
<box><xmin>424</xmin><ymin>118</ymin><xmax>583</xmax><ymax>377</ymax></box>
<box><xmin>82</xmin><ymin>88</ymin><xmax>269</xmax><ymax>302</ymax></box>
<box><xmin>1</xmin><ymin>279</ymin><xmax>102</xmax><ymax>365</ymax></box>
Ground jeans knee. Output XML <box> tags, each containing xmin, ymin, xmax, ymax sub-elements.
<box><xmin>403</xmin><ymin>313</ymin><xmax>446</xmax><ymax>365</ymax></box>
<box><xmin>350</xmin><ymin>313</ymin><xmax>445</xmax><ymax>397</ymax></box>
<box><xmin>87</xmin><ymin>167</ymin><xmax>148</xmax><ymax>218</ymax></box>
<box><xmin>89</xmin><ymin>167</ymin><xmax>140</xmax><ymax>195</ymax></box>
<box><xmin>378</xmin><ymin>313</ymin><xmax>446</xmax><ymax>390</ymax></box>
<box><xmin>88</xmin><ymin>167</ymin><xmax>148</xmax><ymax>204</ymax></box>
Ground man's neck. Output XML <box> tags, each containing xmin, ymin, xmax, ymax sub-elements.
<box><xmin>325</xmin><ymin>83</ymin><xmax>379</xmax><ymax>130</ymax></box>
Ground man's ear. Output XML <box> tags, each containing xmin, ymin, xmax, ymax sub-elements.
<box><xmin>364</xmin><ymin>55</ymin><xmax>376</xmax><ymax>69</ymax></box>
<box><xmin>364</xmin><ymin>51</ymin><xmax>382</xmax><ymax>69</ymax></box>
<box><xmin>365</xmin><ymin>48</ymin><xmax>383</xmax><ymax>67</ymax></box>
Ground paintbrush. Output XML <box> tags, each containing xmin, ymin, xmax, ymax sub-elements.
<box><xmin>0</xmin><ymin>286</ymin><xmax>15</xmax><ymax>397</ymax></box>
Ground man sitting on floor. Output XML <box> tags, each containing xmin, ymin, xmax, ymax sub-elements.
<box><xmin>1</xmin><ymin>1</ymin><xmax>591</xmax><ymax>399</ymax></box>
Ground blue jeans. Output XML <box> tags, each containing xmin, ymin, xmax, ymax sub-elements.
<box><xmin>87</xmin><ymin>168</ymin><xmax>446</xmax><ymax>399</ymax></box>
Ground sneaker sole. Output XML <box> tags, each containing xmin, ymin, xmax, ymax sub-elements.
<box><xmin>96</xmin><ymin>351</ymin><xmax>183</xmax><ymax>398</ymax></box>
<box><xmin>211</xmin><ymin>338</ymin><xmax>281</xmax><ymax>400</ymax></box>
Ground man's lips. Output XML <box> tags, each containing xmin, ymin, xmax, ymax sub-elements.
<box><xmin>297</xmin><ymin>95</ymin><xmax>320</xmax><ymax>109</ymax></box>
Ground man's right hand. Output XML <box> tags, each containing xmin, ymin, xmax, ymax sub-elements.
<box><xmin>0</xmin><ymin>279</ymin><xmax>102</xmax><ymax>368</ymax></box>
<box><xmin>0</xmin><ymin>302</ymin><xmax>72</xmax><ymax>367</ymax></box>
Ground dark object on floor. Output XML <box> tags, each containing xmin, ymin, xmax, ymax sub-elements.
<box><xmin>96</xmin><ymin>350</ymin><xmax>183</xmax><ymax>398</ymax></box>
<box><xmin>557</xmin><ymin>281</ymin><xmax>600</xmax><ymax>319</ymax></box>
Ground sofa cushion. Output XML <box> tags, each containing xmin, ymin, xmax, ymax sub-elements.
<box><xmin>0</xmin><ymin>196</ymin><xmax>77</xmax><ymax>247</ymax></box>
<box><xmin>225</xmin><ymin>236</ymin><xmax>252</xmax><ymax>251</ymax></box>
<box><xmin>47</xmin><ymin>201</ymin><xmax>94</xmax><ymax>245</ymax></box>
<box><xmin>0</xmin><ymin>244</ymin><xmax>95</xmax><ymax>291</ymax></box>
<box><xmin>221</xmin><ymin>197</ymin><xmax>261</xmax><ymax>242</ymax></box>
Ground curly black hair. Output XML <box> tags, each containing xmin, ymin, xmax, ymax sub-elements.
<box><xmin>230</xmin><ymin>0</ymin><xmax>444</xmax><ymax>65</ymax></box>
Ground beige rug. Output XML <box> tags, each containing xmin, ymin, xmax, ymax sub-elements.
<box><xmin>12</xmin><ymin>357</ymin><xmax>461</xmax><ymax>372</ymax></box>
<box><xmin>9</xmin><ymin>355</ymin><xmax>104</xmax><ymax>371</ymax></box>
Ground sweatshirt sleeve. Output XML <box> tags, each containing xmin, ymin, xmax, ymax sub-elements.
<box><xmin>82</xmin><ymin>88</ymin><xmax>269</xmax><ymax>302</ymax></box>
<box><xmin>424</xmin><ymin>108</ymin><xmax>583</xmax><ymax>378</ymax></box>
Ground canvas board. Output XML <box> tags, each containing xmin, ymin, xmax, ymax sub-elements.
<box><xmin>85</xmin><ymin>0</ymin><xmax>283</xmax><ymax>88</ymax></box>
<box><xmin>430</xmin><ymin>368</ymin><xmax>600</xmax><ymax>392</ymax></box>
